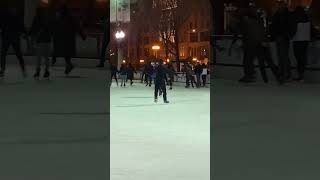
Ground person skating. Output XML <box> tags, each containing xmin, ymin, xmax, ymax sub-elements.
<box><xmin>154</xmin><ymin>59</ymin><xmax>169</xmax><ymax>103</ymax></box>
<box><xmin>194</xmin><ymin>62</ymin><xmax>203</xmax><ymax>88</ymax></box>
<box><xmin>145</xmin><ymin>62</ymin><xmax>154</xmax><ymax>87</ymax></box>
<box><xmin>0</xmin><ymin>8</ymin><xmax>27</xmax><ymax>78</ymax></box>
<box><xmin>271</xmin><ymin>0</ymin><xmax>292</xmax><ymax>83</ymax></box>
<box><xmin>30</xmin><ymin>8</ymin><xmax>53</xmax><ymax>79</ymax></box>
<box><xmin>119</xmin><ymin>63</ymin><xmax>127</xmax><ymax>87</ymax></box>
<box><xmin>167</xmin><ymin>62</ymin><xmax>176</xmax><ymax>90</ymax></box>
<box><xmin>52</xmin><ymin>5</ymin><xmax>86</xmax><ymax>76</ymax></box>
<box><xmin>96</xmin><ymin>15</ymin><xmax>109</xmax><ymax>68</ymax></box>
<box><xmin>127</xmin><ymin>63</ymin><xmax>137</xmax><ymax>86</ymax></box>
<box><xmin>240</xmin><ymin>6</ymin><xmax>281</xmax><ymax>83</ymax></box>
<box><xmin>184</xmin><ymin>63</ymin><xmax>196</xmax><ymax>88</ymax></box>
<box><xmin>110</xmin><ymin>63</ymin><xmax>119</xmax><ymax>86</ymax></box>
<box><xmin>290</xmin><ymin>6</ymin><xmax>311</xmax><ymax>82</ymax></box>
<box><xmin>201</xmin><ymin>63</ymin><xmax>208</xmax><ymax>87</ymax></box>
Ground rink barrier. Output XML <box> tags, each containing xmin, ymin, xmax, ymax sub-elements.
<box><xmin>212</xmin><ymin>34</ymin><xmax>320</xmax><ymax>82</ymax></box>
<box><xmin>131</xmin><ymin>72</ymin><xmax>211</xmax><ymax>85</ymax></box>
<box><xmin>0</xmin><ymin>32</ymin><xmax>103</xmax><ymax>59</ymax></box>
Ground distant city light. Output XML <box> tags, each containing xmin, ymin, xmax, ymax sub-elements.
<box><xmin>152</xmin><ymin>45</ymin><xmax>161</xmax><ymax>50</ymax></box>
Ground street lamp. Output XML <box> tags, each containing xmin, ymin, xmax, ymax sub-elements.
<box><xmin>115</xmin><ymin>30</ymin><xmax>125</xmax><ymax>39</ymax></box>
<box><xmin>152</xmin><ymin>45</ymin><xmax>161</xmax><ymax>58</ymax></box>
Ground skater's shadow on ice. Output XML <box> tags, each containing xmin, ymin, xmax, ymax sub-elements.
<box><xmin>0</xmin><ymin>136</ymin><xmax>108</xmax><ymax>145</ymax></box>
<box><xmin>40</xmin><ymin>112</ymin><xmax>109</xmax><ymax>116</ymax></box>
<box><xmin>0</xmin><ymin>81</ymin><xmax>25</xmax><ymax>85</ymax></box>
<box><xmin>115</xmin><ymin>104</ymin><xmax>167</xmax><ymax>108</ymax></box>
<box><xmin>55</xmin><ymin>76</ymin><xmax>88</xmax><ymax>79</ymax></box>
<box><xmin>121</xmin><ymin>97</ymin><xmax>153</xmax><ymax>99</ymax></box>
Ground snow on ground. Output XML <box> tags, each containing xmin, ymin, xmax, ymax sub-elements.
<box><xmin>110</xmin><ymin>82</ymin><xmax>210</xmax><ymax>180</ymax></box>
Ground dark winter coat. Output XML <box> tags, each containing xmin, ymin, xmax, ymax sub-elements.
<box><xmin>145</xmin><ymin>64</ymin><xmax>154</xmax><ymax>75</ymax></box>
<box><xmin>30</xmin><ymin>15</ymin><xmax>53</xmax><ymax>43</ymax></box>
<box><xmin>110</xmin><ymin>64</ymin><xmax>118</xmax><ymax>75</ymax></box>
<box><xmin>194</xmin><ymin>64</ymin><xmax>203</xmax><ymax>75</ymax></box>
<box><xmin>127</xmin><ymin>66</ymin><xmax>136</xmax><ymax>79</ymax></box>
<box><xmin>119</xmin><ymin>66</ymin><xmax>127</xmax><ymax>76</ymax></box>
<box><xmin>155</xmin><ymin>64</ymin><xmax>167</xmax><ymax>83</ymax></box>
<box><xmin>52</xmin><ymin>13</ymin><xmax>84</xmax><ymax>57</ymax></box>
<box><xmin>270</xmin><ymin>9</ymin><xmax>291</xmax><ymax>39</ymax></box>
<box><xmin>0</xmin><ymin>11</ymin><xmax>25</xmax><ymax>40</ymax></box>
<box><xmin>238</xmin><ymin>14</ymin><xmax>267</xmax><ymax>46</ymax></box>
<box><xmin>166</xmin><ymin>64</ymin><xmax>176</xmax><ymax>78</ymax></box>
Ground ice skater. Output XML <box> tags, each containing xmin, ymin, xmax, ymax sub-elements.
<box><xmin>30</xmin><ymin>7</ymin><xmax>52</xmax><ymax>79</ymax></box>
<box><xmin>119</xmin><ymin>63</ymin><xmax>127</xmax><ymax>87</ymax></box>
<box><xmin>127</xmin><ymin>63</ymin><xmax>137</xmax><ymax>86</ymax></box>
<box><xmin>51</xmin><ymin>5</ymin><xmax>86</xmax><ymax>75</ymax></box>
<box><xmin>166</xmin><ymin>62</ymin><xmax>176</xmax><ymax>90</ymax></box>
<box><xmin>110</xmin><ymin>63</ymin><xmax>118</xmax><ymax>86</ymax></box>
<box><xmin>0</xmin><ymin>8</ymin><xmax>27</xmax><ymax>78</ymax></box>
<box><xmin>154</xmin><ymin>59</ymin><xmax>169</xmax><ymax>104</ymax></box>
<box><xmin>145</xmin><ymin>61</ymin><xmax>154</xmax><ymax>87</ymax></box>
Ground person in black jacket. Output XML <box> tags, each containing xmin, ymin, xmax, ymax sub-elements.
<box><xmin>239</xmin><ymin>6</ymin><xmax>280</xmax><ymax>83</ymax></box>
<box><xmin>271</xmin><ymin>0</ymin><xmax>292</xmax><ymax>82</ymax></box>
<box><xmin>97</xmin><ymin>16</ymin><xmax>109</xmax><ymax>68</ymax></box>
<box><xmin>127</xmin><ymin>63</ymin><xmax>136</xmax><ymax>86</ymax></box>
<box><xmin>110</xmin><ymin>63</ymin><xmax>118</xmax><ymax>86</ymax></box>
<box><xmin>290</xmin><ymin>6</ymin><xmax>311</xmax><ymax>81</ymax></box>
<box><xmin>119</xmin><ymin>63</ymin><xmax>127</xmax><ymax>87</ymax></box>
<box><xmin>51</xmin><ymin>5</ymin><xmax>86</xmax><ymax>75</ymax></box>
<box><xmin>167</xmin><ymin>62</ymin><xmax>176</xmax><ymax>90</ymax></box>
<box><xmin>145</xmin><ymin>62</ymin><xmax>154</xmax><ymax>87</ymax></box>
<box><xmin>0</xmin><ymin>8</ymin><xmax>27</xmax><ymax>78</ymax></box>
<box><xmin>30</xmin><ymin>8</ymin><xmax>53</xmax><ymax>79</ymax></box>
<box><xmin>194</xmin><ymin>62</ymin><xmax>203</xmax><ymax>88</ymax></box>
<box><xmin>154</xmin><ymin>59</ymin><xmax>169</xmax><ymax>103</ymax></box>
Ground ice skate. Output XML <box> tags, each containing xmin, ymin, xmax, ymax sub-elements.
<box><xmin>33</xmin><ymin>68</ymin><xmax>40</xmax><ymax>79</ymax></box>
<box><xmin>43</xmin><ymin>70</ymin><xmax>50</xmax><ymax>80</ymax></box>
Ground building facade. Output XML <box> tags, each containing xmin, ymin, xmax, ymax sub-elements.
<box><xmin>127</xmin><ymin>0</ymin><xmax>212</xmax><ymax>67</ymax></box>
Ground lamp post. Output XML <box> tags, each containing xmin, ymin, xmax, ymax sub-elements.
<box><xmin>114</xmin><ymin>0</ymin><xmax>126</xmax><ymax>69</ymax></box>
<box><xmin>115</xmin><ymin>30</ymin><xmax>125</xmax><ymax>69</ymax></box>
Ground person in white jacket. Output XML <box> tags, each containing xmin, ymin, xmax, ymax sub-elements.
<box><xmin>291</xmin><ymin>6</ymin><xmax>311</xmax><ymax>81</ymax></box>
<box><xmin>201</xmin><ymin>63</ymin><xmax>208</xmax><ymax>87</ymax></box>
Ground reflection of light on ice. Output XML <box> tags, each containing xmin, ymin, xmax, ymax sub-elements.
<box><xmin>110</xmin><ymin>83</ymin><xmax>210</xmax><ymax>180</ymax></box>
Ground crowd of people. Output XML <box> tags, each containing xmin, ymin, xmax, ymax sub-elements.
<box><xmin>0</xmin><ymin>5</ymin><xmax>105</xmax><ymax>79</ymax></box>
<box><xmin>229</xmin><ymin>0</ymin><xmax>317</xmax><ymax>84</ymax></box>
<box><xmin>110</xmin><ymin>59</ymin><xmax>209</xmax><ymax>103</ymax></box>
<box><xmin>110</xmin><ymin>61</ymin><xmax>209</xmax><ymax>89</ymax></box>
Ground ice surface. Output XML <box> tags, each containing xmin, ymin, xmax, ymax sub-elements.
<box><xmin>0</xmin><ymin>65</ymin><xmax>108</xmax><ymax>180</ymax></box>
<box><xmin>213</xmin><ymin>79</ymin><xmax>320</xmax><ymax>180</ymax></box>
<box><xmin>110</xmin><ymin>82</ymin><xmax>210</xmax><ymax>180</ymax></box>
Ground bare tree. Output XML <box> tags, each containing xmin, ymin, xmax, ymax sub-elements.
<box><xmin>139</xmin><ymin>0</ymin><xmax>194</xmax><ymax>70</ymax></box>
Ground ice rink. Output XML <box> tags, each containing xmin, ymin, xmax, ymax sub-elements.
<box><xmin>213</xmin><ymin>79</ymin><xmax>320</xmax><ymax>180</ymax></box>
<box><xmin>0</xmin><ymin>65</ymin><xmax>108</xmax><ymax>179</ymax></box>
<box><xmin>110</xmin><ymin>82</ymin><xmax>210</xmax><ymax>180</ymax></box>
